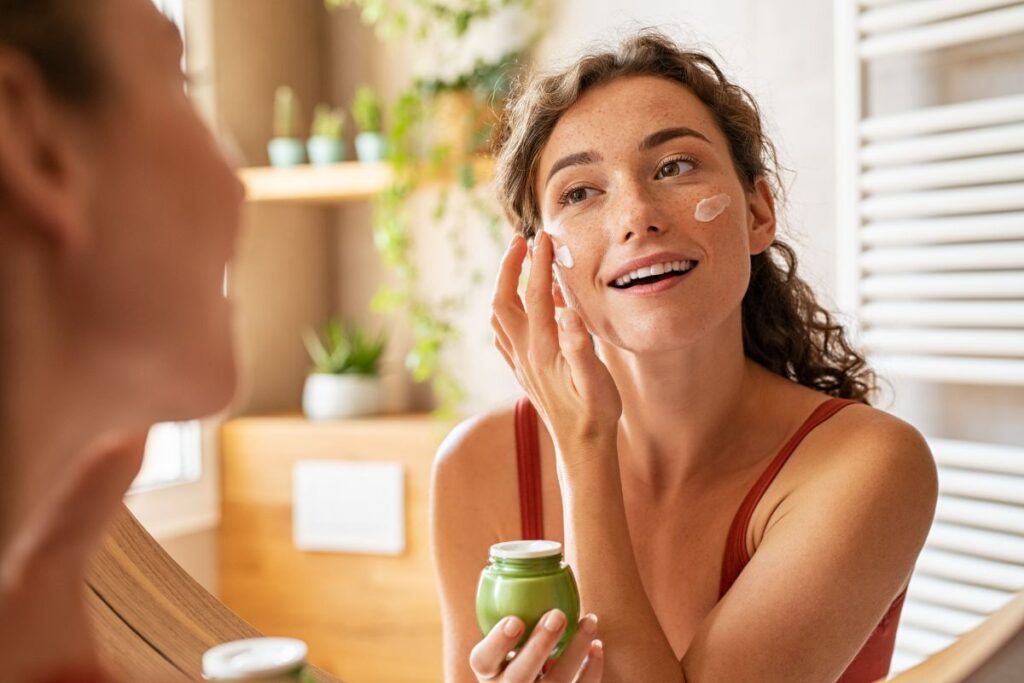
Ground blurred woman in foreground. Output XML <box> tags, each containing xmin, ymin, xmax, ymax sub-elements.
<box><xmin>0</xmin><ymin>1</ymin><xmax>244</xmax><ymax>680</ymax></box>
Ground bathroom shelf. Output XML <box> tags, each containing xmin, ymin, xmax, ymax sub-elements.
<box><xmin>239</xmin><ymin>156</ymin><xmax>496</xmax><ymax>205</ymax></box>
<box><xmin>239</xmin><ymin>161</ymin><xmax>393</xmax><ymax>204</ymax></box>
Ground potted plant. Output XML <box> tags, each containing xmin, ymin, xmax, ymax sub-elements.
<box><xmin>352</xmin><ymin>85</ymin><xmax>387</xmax><ymax>162</ymax></box>
<box><xmin>307</xmin><ymin>103</ymin><xmax>346</xmax><ymax>165</ymax></box>
<box><xmin>302</xmin><ymin>319</ymin><xmax>387</xmax><ymax>420</ymax></box>
<box><xmin>268</xmin><ymin>85</ymin><xmax>306</xmax><ymax>167</ymax></box>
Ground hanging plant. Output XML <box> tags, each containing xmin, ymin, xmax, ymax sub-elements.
<box><xmin>326</xmin><ymin>0</ymin><xmax>542</xmax><ymax>416</ymax></box>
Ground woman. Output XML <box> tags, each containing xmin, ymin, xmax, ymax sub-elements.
<box><xmin>0</xmin><ymin>0</ymin><xmax>243</xmax><ymax>680</ymax></box>
<box><xmin>431</xmin><ymin>31</ymin><xmax>938</xmax><ymax>682</ymax></box>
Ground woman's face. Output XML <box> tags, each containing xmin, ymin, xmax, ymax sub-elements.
<box><xmin>534</xmin><ymin>75</ymin><xmax>775</xmax><ymax>354</ymax></box>
<box><xmin>74</xmin><ymin>0</ymin><xmax>244</xmax><ymax>418</ymax></box>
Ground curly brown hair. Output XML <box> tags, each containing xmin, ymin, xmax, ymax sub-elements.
<box><xmin>493</xmin><ymin>29</ymin><xmax>877</xmax><ymax>404</ymax></box>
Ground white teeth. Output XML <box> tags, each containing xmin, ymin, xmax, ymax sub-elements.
<box><xmin>612</xmin><ymin>259</ymin><xmax>697</xmax><ymax>287</ymax></box>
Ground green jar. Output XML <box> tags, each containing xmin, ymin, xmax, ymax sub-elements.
<box><xmin>476</xmin><ymin>540</ymin><xmax>581</xmax><ymax>658</ymax></box>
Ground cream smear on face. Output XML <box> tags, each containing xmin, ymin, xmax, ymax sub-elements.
<box><xmin>694</xmin><ymin>193</ymin><xmax>731</xmax><ymax>222</ymax></box>
<box><xmin>554</xmin><ymin>245</ymin><xmax>575</xmax><ymax>269</ymax></box>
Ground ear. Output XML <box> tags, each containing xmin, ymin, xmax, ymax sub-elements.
<box><xmin>0</xmin><ymin>47</ymin><xmax>91</xmax><ymax>250</ymax></box>
<box><xmin>746</xmin><ymin>176</ymin><xmax>776</xmax><ymax>255</ymax></box>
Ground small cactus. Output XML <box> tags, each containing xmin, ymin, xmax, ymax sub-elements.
<box><xmin>273</xmin><ymin>85</ymin><xmax>301</xmax><ymax>138</ymax></box>
<box><xmin>311</xmin><ymin>103</ymin><xmax>346</xmax><ymax>139</ymax></box>
<box><xmin>352</xmin><ymin>85</ymin><xmax>383</xmax><ymax>134</ymax></box>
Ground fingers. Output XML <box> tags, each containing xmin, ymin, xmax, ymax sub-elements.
<box><xmin>501</xmin><ymin>609</ymin><xmax>567</xmax><ymax>683</ymax></box>
<box><xmin>491</xmin><ymin>235</ymin><xmax>528</xmax><ymax>342</ymax></box>
<box><xmin>556</xmin><ymin>309</ymin><xmax>611</xmax><ymax>404</ymax></box>
<box><xmin>575</xmin><ymin>640</ymin><xmax>605</xmax><ymax>683</ymax></box>
<box><xmin>491</xmin><ymin>313</ymin><xmax>514</xmax><ymax>370</ymax></box>
<box><xmin>524</xmin><ymin>231</ymin><xmax>558</xmax><ymax>365</ymax></box>
<box><xmin>542</xmin><ymin>613</ymin><xmax>600</xmax><ymax>683</ymax></box>
<box><xmin>469</xmin><ymin>616</ymin><xmax>524</xmax><ymax>681</ymax></box>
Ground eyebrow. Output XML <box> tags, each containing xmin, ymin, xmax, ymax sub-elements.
<box><xmin>545</xmin><ymin>151</ymin><xmax>602</xmax><ymax>189</ymax></box>
<box><xmin>638</xmin><ymin>126</ymin><xmax>711</xmax><ymax>151</ymax></box>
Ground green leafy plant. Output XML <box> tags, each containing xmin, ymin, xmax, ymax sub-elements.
<box><xmin>311</xmin><ymin>103</ymin><xmax>346</xmax><ymax>139</ymax></box>
<box><xmin>325</xmin><ymin>0</ymin><xmax>540</xmax><ymax>415</ymax></box>
<box><xmin>352</xmin><ymin>85</ymin><xmax>383</xmax><ymax>133</ymax></box>
<box><xmin>273</xmin><ymin>85</ymin><xmax>301</xmax><ymax>138</ymax></box>
<box><xmin>304</xmin><ymin>320</ymin><xmax>387</xmax><ymax>376</ymax></box>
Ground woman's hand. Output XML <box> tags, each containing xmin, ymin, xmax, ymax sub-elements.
<box><xmin>469</xmin><ymin>610</ymin><xmax>603</xmax><ymax>682</ymax></box>
<box><xmin>491</xmin><ymin>232</ymin><xmax>621</xmax><ymax>461</ymax></box>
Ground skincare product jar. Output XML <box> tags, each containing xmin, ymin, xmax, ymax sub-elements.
<box><xmin>202</xmin><ymin>637</ymin><xmax>311</xmax><ymax>682</ymax></box>
<box><xmin>476</xmin><ymin>540</ymin><xmax>581</xmax><ymax>658</ymax></box>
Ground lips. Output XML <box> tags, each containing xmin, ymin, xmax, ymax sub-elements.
<box><xmin>606</xmin><ymin>251</ymin><xmax>700</xmax><ymax>289</ymax></box>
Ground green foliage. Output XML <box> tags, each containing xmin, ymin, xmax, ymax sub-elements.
<box><xmin>325</xmin><ymin>0</ymin><xmax>529</xmax><ymax>39</ymax></box>
<box><xmin>324</xmin><ymin>0</ymin><xmax>537</xmax><ymax>415</ymax></box>
<box><xmin>304</xmin><ymin>320</ymin><xmax>387</xmax><ymax>376</ymax></box>
<box><xmin>310</xmin><ymin>103</ymin><xmax>346</xmax><ymax>139</ymax></box>
<box><xmin>273</xmin><ymin>85</ymin><xmax>301</xmax><ymax>138</ymax></box>
<box><xmin>352</xmin><ymin>85</ymin><xmax>383</xmax><ymax>133</ymax></box>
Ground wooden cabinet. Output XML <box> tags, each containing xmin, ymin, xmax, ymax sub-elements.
<box><xmin>219</xmin><ymin>413</ymin><xmax>452</xmax><ymax>683</ymax></box>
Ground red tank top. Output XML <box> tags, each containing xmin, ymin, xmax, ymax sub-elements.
<box><xmin>513</xmin><ymin>396</ymin><xmax>906</xmax><ymax>682</ymax></box>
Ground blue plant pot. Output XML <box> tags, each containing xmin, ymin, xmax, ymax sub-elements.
<box><xmin>355</xmin><ymin>132</ymin><xmax>387</xmax><ymax>162</ymax></box>
<box><xmin>267</xmin><ymin>138</ymin><xmax>306</xmax><ymax>167</ymax></box>
<box><xmin>306</xmin><ymin>136</ymin><xmax>346</xmax><ymax>166</ymax></box>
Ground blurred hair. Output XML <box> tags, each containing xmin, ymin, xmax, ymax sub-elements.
<box><xmin>0</xmin><ymin>0</ymin><xmax>105</xmax><ymax>105</ymax></box>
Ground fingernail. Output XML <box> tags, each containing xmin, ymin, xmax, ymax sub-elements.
<box><xmin>502</xmin><ymin>616</ymin><xmax>522</xmax><ymax>638</ymax></box>
<box><xmin>542</xmin><ymin>609</ymin><xmax>566</xmax><ymax>632</ymax></box>
<box><xmin>581</xmin><ymin>613</ymin><xmax>598</xmax><ymax>636</ymax></box>
<box><xmin>591</xmin><ymin>639</ymin><xmax>604</xmax><ymax>656</ymax></box>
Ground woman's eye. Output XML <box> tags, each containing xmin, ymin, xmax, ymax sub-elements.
<box><xmin>559</xmin><ymin>186</ymin><xmax>594</xmax><ymax>206</ymax></box>
<box><xmin>657</xmin><ymin>157</ymin><xmax>696</xmax><ymax>179</ymax></box>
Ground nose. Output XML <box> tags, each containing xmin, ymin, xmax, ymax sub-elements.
<box><xmin>613</xmin><ymin>180</ymin><xmax>667</xmax><ymax>243</ymax></box>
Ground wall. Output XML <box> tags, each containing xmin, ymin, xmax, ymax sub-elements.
<box><xmin>346</xmin><ymin>0</ymin><xmax>843</xmax><ymax>414</ymax></box>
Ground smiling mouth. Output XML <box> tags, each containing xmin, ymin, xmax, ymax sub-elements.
<box><xmin>610</xmin><ymin>260</ymin><xmax>699</xmax><ymax>289</ymax></box>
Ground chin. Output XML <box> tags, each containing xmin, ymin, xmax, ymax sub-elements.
<box><xmin>156</xmin><ymin>331</ymin><xmax>238</xmax><ymax>422</ymax></box>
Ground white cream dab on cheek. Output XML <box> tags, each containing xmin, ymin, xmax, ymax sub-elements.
<box><xmin>694</xmin><ymin>193</ymin><xmax>731</xmax><ymax>222</ymax></box>
<box><xmin>554</xmin><ymin>245</ymin><xmax>575</xmax><ymax>269</ymax></box>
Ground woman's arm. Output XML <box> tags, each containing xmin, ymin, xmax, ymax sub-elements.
<box><xmin>561</xmin><ymin>415</ymin><xmax>936</xmax><ymax>682</ymax></box>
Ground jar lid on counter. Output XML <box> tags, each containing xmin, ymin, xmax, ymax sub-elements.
<box><xmin>202</xmin><ymin>637</ymin><xmax>307</xmax><ymax>680</ymax></box>
<box><xmin>490</xmin><ymin>540</ymin><xmax>562</xmax><ymax>559</ymax></box>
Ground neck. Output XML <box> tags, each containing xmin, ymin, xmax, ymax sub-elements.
<box><xmin>0</xmin><ymin>229</ymin><xmax>143</xmax><ymax>680</ymax></box>
<box><xmin>601</xmin><ymin>308</ymin><xmax>767</xmax><ymax>488</ymax></box>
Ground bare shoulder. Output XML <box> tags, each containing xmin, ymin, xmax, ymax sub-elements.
<box><xmin>821</xmin><ymin>401</ymin><xmax>937</xmax><ymax>489</ymax></box>
<box><xmin>779</xmin><ymin>399</ymin><xmax>939</xmax><ymax>534</ymax></box>
<box><xmin>432</xmin><ymin>404</ymin><xmax>521</xmax><ymax>540</ymax></box>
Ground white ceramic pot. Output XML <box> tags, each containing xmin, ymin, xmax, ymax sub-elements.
<box><xmin>302</xmin><ymin>373</ymin><xmax>383</xmax><ymax>420</ymax></box>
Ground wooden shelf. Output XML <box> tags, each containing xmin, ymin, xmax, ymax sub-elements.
<box><xmin>239</xmin><ymin>156</ymin><xmax>496</xmax><ymax>205</ymax></box>
<box><xmin>239</xmin><ymin>161</ymin><xmax>393</xmax><ymax>204</ymax></box>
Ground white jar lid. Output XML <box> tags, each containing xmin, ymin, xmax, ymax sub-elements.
<box><xmin>490</xmin><ymin>540</ymin><xmax>562</xmax><ymax>559</ymax></box>
<box><xmin>202</xmin><ymin>637</ymin><xmax>307</xmax><ymax>680</ymax></box>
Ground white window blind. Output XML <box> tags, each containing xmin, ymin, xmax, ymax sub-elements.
<box><xmin>835</xmin><ymin>0</ymin><xmax>1024</xmax><ymax>676</ymax></box>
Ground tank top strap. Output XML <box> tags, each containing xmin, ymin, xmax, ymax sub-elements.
<box><xmin>514</xmin><ymin>397</ymin><xmax>545</xmax><ymax>540</ymax></box>
<box><xmin>719</xmin><ymin>397</ymin><xmax>858</xmax><ymax>597</ymax></box>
